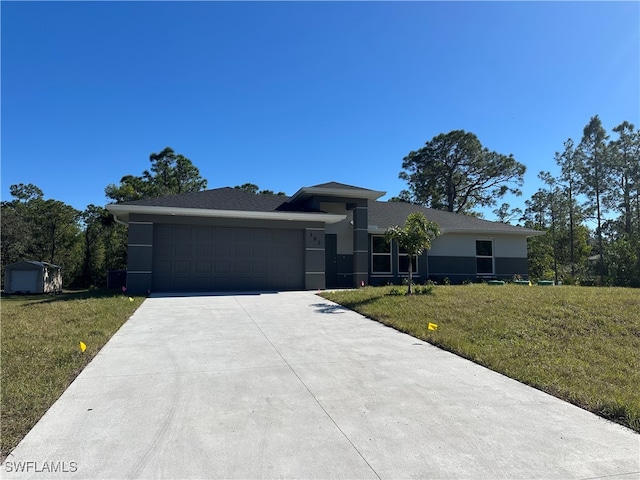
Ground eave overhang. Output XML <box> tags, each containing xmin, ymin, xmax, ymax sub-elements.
<box><xmin>106</xmin><ymin>204</ymin><xmax>347</xmax><ymax>225</ymax></box>
<box><xmin>367</xmin><ymin>225</ymin><xmax>546</xmax><ymax>237</ymax></box>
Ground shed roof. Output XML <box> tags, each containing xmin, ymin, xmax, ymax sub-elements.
<box><xmin>5</xmin><ymin>261</ymin><xmax>61</xmax><ymax>270</ymax></box>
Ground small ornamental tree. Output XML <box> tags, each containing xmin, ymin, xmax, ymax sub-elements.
<box><xmin>384</xmin><ymin>212</ymin><xmax>441</xmax><ymax>294</ymax></box>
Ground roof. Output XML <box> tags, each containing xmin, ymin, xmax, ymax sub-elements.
<box><xmin>288</xmin><ymin>182</ymin><xmax>386</xmax><ymax>203</ymax></box>
<box><xmin>5</xmin><ymin>261</ymin><xmax>61</xmax><ymax>269</ymax></box>
<box><xmin>310</xmin><ymin>181</ymin><xmax>379</xmax><ymax>191</ymax></box>
<box><xmin>115</xmin><ymin>187</ymin><xmax>291</xmax><ymax>212</ymax></box>
<box><xmin>106</xmin><ymin>183</ymin><xmax>541</xmax><ymax>236</ymax></box>
<box><xmin>107</xmin><ymin>187</ymin><xmax>347</xmax><ymax>225</ymax></box>
<box><xmin>368</xmin><ymin>201</ymin><xmax>541</xmax><ymax>236</ymax></box>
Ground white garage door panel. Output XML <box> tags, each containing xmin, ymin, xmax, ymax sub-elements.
<box><xmin>153</xmin><ymin>225</ymin><xmax>304</xmax><ymax>291</ymax></box>
<box><xmin>10</xmin><ymin>270</ymin><xmax>39</xmax><ymax>292</ymax></box>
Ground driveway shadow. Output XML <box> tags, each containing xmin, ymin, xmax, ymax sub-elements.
<box><xmin>149</xmin><ymin>291</ymin><xmax>279</xmax><ymax>298</ymax></box>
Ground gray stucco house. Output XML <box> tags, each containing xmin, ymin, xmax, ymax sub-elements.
<box><xmin>106</xmin><ymin>182</ymin><xmax>541</xmax><ymax>293</ymax></box>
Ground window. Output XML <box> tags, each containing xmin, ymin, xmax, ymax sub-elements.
<box><xmin>398</xmin><ymin>246</ymin><xmax>418</xmax><ymax>273</ymax></box>
<box><xmin>476</xmin><ymin>240</ymin><xmax>494</xmax><ymax>274</ymax></box>
<box><xmin>371</xmin><ymin>236</ymin><xmax>391</xmax><ymax>273</ymax></box>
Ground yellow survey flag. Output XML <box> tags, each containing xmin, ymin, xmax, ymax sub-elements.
<box><xmin>79</xmin><ymin>341</ymin><xmax>87</xmax><ymax>353</ymax></box>
<box><xmin>428</xmin><ymin>323</ymin><xmax>438</xmax><ymax>331</ymax></box>
<box><xmin>129</xmin><ymin>297</ymin><xmax>134</xmax><ymax>302</ymax></box>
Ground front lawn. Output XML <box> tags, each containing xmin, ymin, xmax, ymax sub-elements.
<box><xmin>321</xmin><ymin>284</ymin><xmax>640</xmax><ymax>433</ymax></box>
<box><xmin>1</xmin><ymin>290</ymin><xmax>144</xmax><ymax>459</ymax></box>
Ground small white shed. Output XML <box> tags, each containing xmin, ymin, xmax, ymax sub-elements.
<box><xmin>4</xmin><ymin>261</ymin><xmax>63</xmax><ymax>294</ymax></box>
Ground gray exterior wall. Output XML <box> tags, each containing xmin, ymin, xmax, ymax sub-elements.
<box><xmin>126</xmin><ymin>221</ymin><xmax>154</xmax><ymax>294</ymax></box>
<box><xmin>122</xmin><ymin>201</ymin><xmax>533</xmax><ymax>292</ymax></box>
<box><xmin>125</xmin><ymin>214</ymin><xmax>325</xmax><ymax>294</ymax></box>
<box><xmin>321</xmin><ymin>203</ymin><xmax>353</xmax><ymax>255</ymax></box>
<box><xmin>427</xmin><ymin>256</ymin><xmax>530</xmax><ymax>283</ymax></box>
<box><xmin>429</xmin><ymin>233</ymin><xmax>528</xmax><ymax>258</ymax></box>
<box><xmin>352</xmin><ymin>203</ymin><xmax>369</xmax><ymax>287</ymax></box>
<box><xmin>369</xmin><ymin>232</ymin><xmax>531</xmax><ymax>285</ymax></box>
<box><xmin>308</xmin><ymin>195</ymin><xmax>370</xmax><ymax>288</ymax></box>
<box><xmin>305</xmin><ymin>227</ymin><xmax>325</xmax><ymax>290</ymax></box>
<box><xmin>368</xmin><ymin>237</ymin><xmax>429</xmax><ymax>286</ymax></box>
<box><xmin>495</xmin><ymin>257</ymin><xmax>529</xmax><ymax>277</ymax></box>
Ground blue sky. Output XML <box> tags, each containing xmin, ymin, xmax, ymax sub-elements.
<box><xmin>2</xmin><ymin>1</ymin><xmax>639</xmax><ymax>220</ymax></box>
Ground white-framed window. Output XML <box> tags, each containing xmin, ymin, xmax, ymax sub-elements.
<box><xmin>476</xmin><ymin>239</ymin><xmax>494</xmax><ymax>274</ymax></box>
<box><xmin>398</xmin><ymin>246</ymin><xmax>418</xmax><ymax>274</ymax></box>
<box><xmin>371</xmin><ymin>236</ymin><xmax>391</xmax><ymax>273</ymax></box>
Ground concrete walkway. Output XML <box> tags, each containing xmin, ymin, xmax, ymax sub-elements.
<box><xmin>3</xmin><ymin>291</ymin><xmax>639</xmax><ymax>479</ymax></box>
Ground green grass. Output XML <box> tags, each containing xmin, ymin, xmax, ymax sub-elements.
<box><xmin>322</xmin><ymin>284</ymin><xmax>640</xmax><ymax>433</ymax></box>
<box><xmin>1</xmin><ymin>290</ymin><xmax>144</xmax><ymax>458</ymax></box>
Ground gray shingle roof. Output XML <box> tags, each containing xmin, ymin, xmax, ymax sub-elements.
<box><xmin>309</xmin><ymin>181</ymin><xmax>379</xmax><ymax>191</ymax></box>
<box><xmin>113</xmin><ymin>185</ymin><xmax>539</xmax><ymax>235</ymax></box>
<box><xmin>117</xmin><ymin>187</ymin><xmax>292</xmax><ymax>212</ymax></box>
<box><xmin>368</xmin><ymin>201</ymin><xmax>540</xmax><ymax>235</ymax></box>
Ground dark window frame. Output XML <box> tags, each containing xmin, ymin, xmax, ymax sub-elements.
<box><xmin>476</xmin><ymin>239</ymin><xmax>494</xmax><ymax>275</ymax></box>
<box><xmin>398</xmin><ymin>246</ymin><xmax>418</xmax><ymax>274</ymax></box>
<box><xmin>371</xmin><ymin>235</ymin><xmax>392</xmax><ymax>274</ymax></box>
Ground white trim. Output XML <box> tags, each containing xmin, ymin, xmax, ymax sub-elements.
<box><xmin>128</xmin><ymin>244</ymin><xmax>153</xmax><ymax>248</ymax></box>
<box><xmin>129</xmin><ymin>221</ymin><xmax>153</xmax><ymax>225</ymax></box>
<box><xmin>127</xmin><ymin>271</ymin><xmax>152</xmax><ymax>274</ymax></box>
<box><xmin>354</xmin><ymin>272</ymin><xmax>369</xmax><ymax>275</ymax></box>
<box><xmin>107</xmin><ymin>204</ymin><xmax>346</xmax><ymax>225</ymax></box>
<box><xmin>368</xmin><ymin>226</ymin><xmax>543</xmax><ymax>237</ymax></box>
<box><xmin>305</xmin><ymin>248</ymin><xmax>325</xmax><ymax>251</ymax></box>
<box><xmin>305</xmin><ymin>272</ymin><xmax>325</xmax><ymax>275</ymax></box>
<box><xmin>306</xmin><ymin>227</ymin><xmax>325</xmax><ymax>231</ymax></box>
<box><xmin>354</xmin><ymin>250</ymin><xmax>368</xmax><ymax>253</ymax></box>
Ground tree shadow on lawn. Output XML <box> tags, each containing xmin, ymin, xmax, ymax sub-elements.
<box><xmin>315</xmin><ymin>292</ymin><xmax>387</xmax><ymax>314</ymax></box>
<box><xmin>311</xmin><ymin>302</ymin><xmax>350</xmax><ymax>314</ymax></box>
<box><xmin>2</xmin><ymin>288</ymin><xmax>132</xmax><ymax>306</ymax></box>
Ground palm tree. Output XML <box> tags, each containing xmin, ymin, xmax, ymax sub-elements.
<box><xmin>385</xmin><ymin>212</ymin><xmax>441</xmax><ymax>294</ymax></box>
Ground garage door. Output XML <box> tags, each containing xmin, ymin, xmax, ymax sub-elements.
<box><xmin>153</xmin><ymin>225</ymin><xmax>304</xmax><ymax>292</ymax></box>
<box><xmin>10</xmin><ymin>270</ymin><xmax>39</xmax><ymax>293</ymax></box>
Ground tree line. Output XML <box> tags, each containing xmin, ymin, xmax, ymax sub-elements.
<box><xmin>3</xmin><ymin>116</ymin><xmax>638</xmax><ymax>289</ymax></box>
<box><xmin>519</xmin><ymin>116</ymin><xmax>640</xmax><ymax>286</ymax></box>
<box><xmin>0</xmin><ymin>148</ymin><xmax>287</xmax><ymax>288</ymax></box>
<box><xmin>398</xmin><ymin>116</ymin><xmax>640</xmax><ymax>286</ymax></box>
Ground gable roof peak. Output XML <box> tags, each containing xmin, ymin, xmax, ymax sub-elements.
<box><xmin>309</xmin><ymin>181</ymin><xmax>375</xmax><ymax>191</ymax></box>
<box><xmin>290</xmin><ymin>182</ymin><xmax>386</xmax><ymax>202</ymax></box>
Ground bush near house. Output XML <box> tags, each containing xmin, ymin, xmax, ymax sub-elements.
<box><xmin>322</xmin><ymin>284</ymin><xmax>640</xmax><ymax>433</ymax></box>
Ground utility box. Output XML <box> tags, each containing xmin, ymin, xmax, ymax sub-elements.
<box><xmin>4</xmin><ymin>261</ymin><xmax>63</xmax><ymax>294</ymax></box>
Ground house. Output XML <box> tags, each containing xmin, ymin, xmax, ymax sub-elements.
<box><xmin>106</xmin><ymin>182</ymin><xmax>542</xmax><ymax>293</ymax></box>
<box><xmin>4</xmin><ymin>261</ymin><xmax>63</xmax><ymax>294</ymax></box>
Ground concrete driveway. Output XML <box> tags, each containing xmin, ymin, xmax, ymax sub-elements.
<box><xmin>4</xmin><ymin>291</ymin><xmax>639</xmax><ymax>479</ymax></box>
